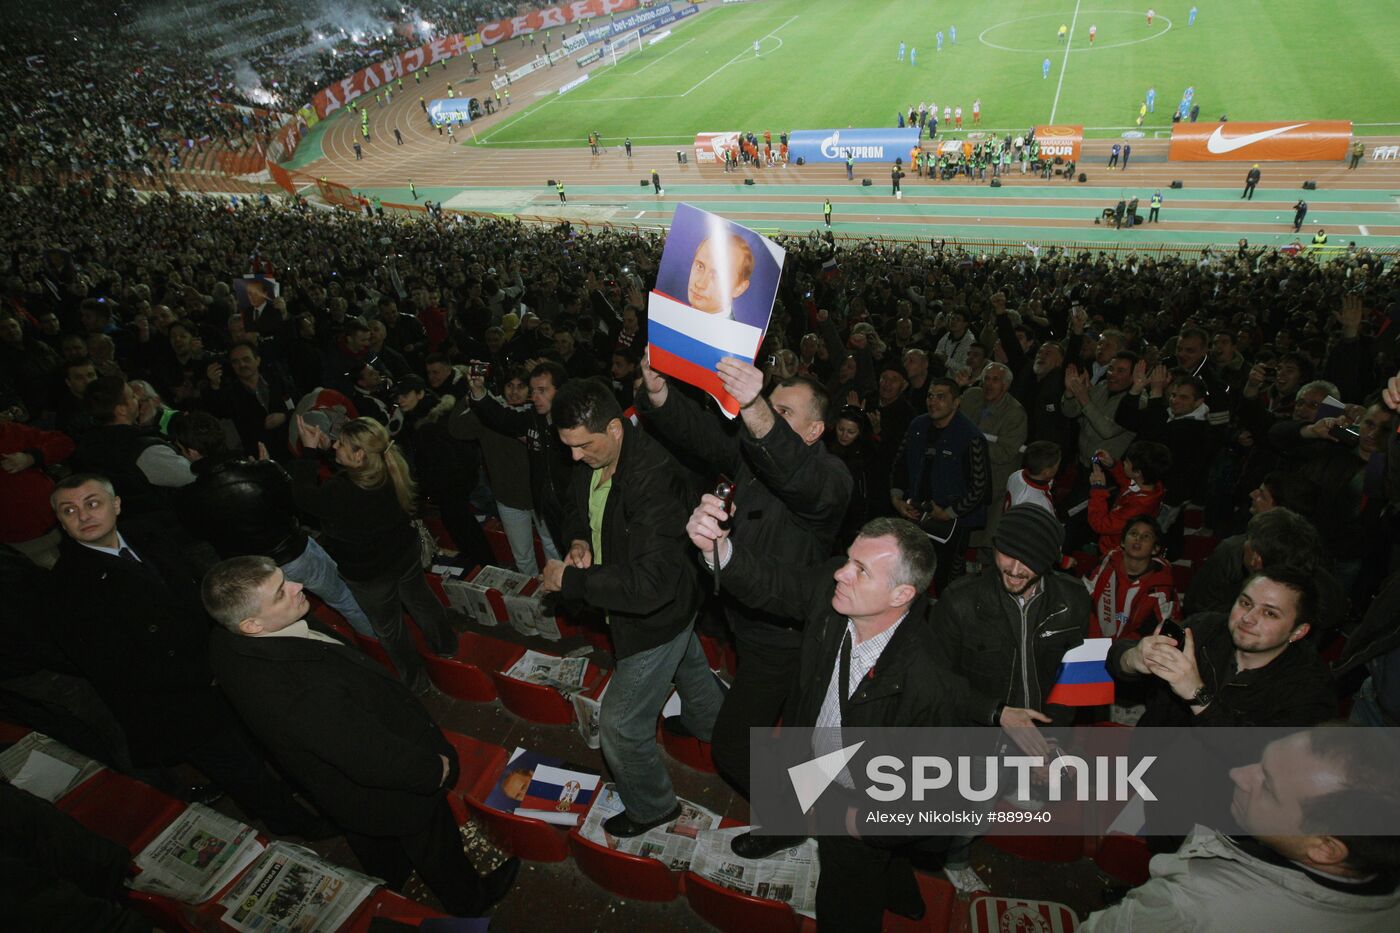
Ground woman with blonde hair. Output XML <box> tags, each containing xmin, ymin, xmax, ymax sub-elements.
<box><xmin>292</xmin><ymin>415</ymin><xmax>456</xmax><ymax>695</ymax></box>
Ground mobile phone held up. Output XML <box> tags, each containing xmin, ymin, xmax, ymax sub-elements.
<box><xmin>713</xmin><ymin>475</ymin><xmax>736</xmax><ymax>531</ymax></box>
<box><xmin>1158</xmin><ymin>620</ymin><xmax>1186</xmax><ymax>650</ymax></box>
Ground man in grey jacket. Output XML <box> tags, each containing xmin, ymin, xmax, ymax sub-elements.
<box><xmin>1083</xmin><ymin>727</ymin><xmax>1400</xmax><ymax>932</ymax></box>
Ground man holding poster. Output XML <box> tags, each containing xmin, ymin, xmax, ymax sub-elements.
<box><xmin>641</xmin><ymin>204</ymin><xmax>851</xmax><ymax>859</ymax></box>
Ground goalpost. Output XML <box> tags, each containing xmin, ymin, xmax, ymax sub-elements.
<box><xmin>609</xmin><ymin>29</ymin><xmax>644</xmax><ymax>66</ymax></box>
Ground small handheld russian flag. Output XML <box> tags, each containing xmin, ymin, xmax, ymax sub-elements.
<box><xmin>1046</xmin><ymin>638</ymin><xmax>1114</xmax><ymax>707</ymax></box>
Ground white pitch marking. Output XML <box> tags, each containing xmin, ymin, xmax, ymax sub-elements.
<box><xmin>1049</xmin><ymin>0</ymin><xmax>1082</xmax><ymax>125</ymax></box>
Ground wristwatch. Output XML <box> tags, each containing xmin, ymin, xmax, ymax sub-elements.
<box><xmin>1190</xmin><ymin>685</ymin><xmax>1214</xmax><ymax>709</ymax></box>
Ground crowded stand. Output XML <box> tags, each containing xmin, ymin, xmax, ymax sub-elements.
<box><xmin>4</xmin><ymin>4</ymin><xmax>1400</xmax><ymax>933</ymax></box>
<box><xmin>2</xmin><ymin>1</ymin><xmax>519</xmax><ymax>183</ymax></box>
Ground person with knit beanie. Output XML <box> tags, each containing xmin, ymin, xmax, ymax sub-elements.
<box><xmin>931</xmin><ymin>502</ymin><xmax>1092</xmax><ymax>895</ymax></box>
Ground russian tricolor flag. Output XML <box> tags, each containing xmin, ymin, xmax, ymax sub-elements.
<box><xmin>1046</xmin><ymin>638</ymin><xmax>1114</xmax><ymax>707</ymax></box>
<box><xmin>647</xmin><ymin>291</ymin><xmax>765</xmax><ymax>418</ymax></box>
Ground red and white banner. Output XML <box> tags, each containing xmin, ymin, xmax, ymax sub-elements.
<box><xmin>1034</xmin><ymin>125</ymin><xmax>1084</xmax><ymax>162</ymax></box>
<box><xmin>1169</xmin><ymin>121</ymin><xmax>1352</xmax><ymax>162</ymax></box>
<box><xmin>694</xmin><ymin>131</ymin><xmax>739</xmax><ymax>163</ymax></box>
<box><xmin>308</xmin><ymin>34</ymin><xmax>467</xmax><ymax>120</ymax></box>
<box><xmin>480</xmin><ymin>0</ymin><xmax>639</xmax><ymax>47</ymax></box>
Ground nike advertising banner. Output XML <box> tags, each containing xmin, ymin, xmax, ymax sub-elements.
<box><xmin>787</xmin><ymin>128</ymin><xmax>922</xmax><ymax>164</ymax></box>
<box><xmin>1169</xmin><ymin>121</ymin><xmax>1352</xmax><ymax>162</ymax></box>
<box><xmin>1033</xmin><ymin>125</ymin><xmax>1084</xmax><ymax>161</ymax></box>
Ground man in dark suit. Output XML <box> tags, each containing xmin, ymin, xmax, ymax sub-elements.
<box><xmin>202</xmin><ymin>556</ymin><xmax>518</xmax><ymax>917</ymax></box>
<box><xmin>48</xmin><ymin>473</ymin><xmax>324</xmax><ymax>837</ymax></box>
<box><xmin>685</xmin><ymin>508</ymin><xmax>954</xmax><ymax>930</ymax></box>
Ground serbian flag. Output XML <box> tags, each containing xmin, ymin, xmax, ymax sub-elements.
<box><xmin>647</xmin><ymin>291</ymin><xmax>764</xmax><ymax>418</ymax></box>
<box><xmin>1045</xmin><ymin>638</ymin><xmax>1114</xmax><ymax>706</ymax></box>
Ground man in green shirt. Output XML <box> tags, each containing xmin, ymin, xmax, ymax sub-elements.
<box><xmin>540</xmin><ymin>380</ymin><xmax>723</xmax><ymax>838</ymax></box>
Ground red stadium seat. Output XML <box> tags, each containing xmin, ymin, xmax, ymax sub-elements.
<box><xmin>58</xmin><ymin>771</ymin><xmax>185</xmax><ymax>854</ymax></box>
<box><xmin>682</xmin><ymin>871</ymin><xmax>815</xmax><ymax>933</ymax></box>
<box><xmin>343</xmin><ymin>889</ymin><xmax>446</xmax><ymax>929</ymax></box>
<box><xmin>568</xmin><ymin>823</ymin><xmax>679</xmax><ymax>902</ymax></box>
<box><xmin>0</xmin><ymin>720</ymin><xmax>33</xmax><ymax>744</ymax></box>
<box><xmin>442</xmin><ymin>730</ymin><xmax>511</xmax><ymax>799</ymax></box>
<box><xmin>425</xmin><ymin>630</ymin><xmax>526</xmax><ymax>701</ymax></box>
<box><xmin>460</xmin><ymin>793</ymin><xmax>570</xmax><ymax>862</ymax></box>
<box><xmin>491</xmin><ymin>659</ymin><xmax>607</xmax><ymax>725</ymax></box>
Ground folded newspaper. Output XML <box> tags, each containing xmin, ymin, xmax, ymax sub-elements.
<box><xmin>688</xmin><ymin>826</ymin><xmax>820</xmax><ymax>919</ymax></box>
<box><xmin>0</xmin><ymin>731</ymin><xmax>105</xmax><ymax>802</ymax></box>
<box><xmin>218</xmin><ymin>841</ymin><xmax>379</xmax><ymax>933</ymax></box>
<box><xmin>504</xmin><ymin>649</ymin><xmax>588</xmax><ymax>694</ymax></box>
<box><xmin>131</xmin><ymin>804</ymin><xmax>265</xmax><ymax>904</ymax></box>
<box><xmin>570</xmin><ymin>676</ymin><xmax>610</xmax><ymax>749</ymax></box>
<box><xmin>580</xmin><ymin>783</ymin><xmax>721</xmax><ymax>872</ymax></box>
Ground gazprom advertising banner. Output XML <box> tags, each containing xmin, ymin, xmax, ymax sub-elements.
<box><xmin>788</xmin><ymin>128</ymin><xmax>922</xmax><ymax>164</ymax></box>
<box><xmin>427</xmin><ymin>99</ymin><xmax>472</xmax><ymax>126</ymax></box>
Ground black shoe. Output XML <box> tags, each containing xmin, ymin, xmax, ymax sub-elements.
<box><xmin>661</xmin><ymin>715</ymin><xmax>695</xmax><ymax>739</ymax></box>
<box><xmin>466</xmin><ymin>856</ymin><xmax>519</xmax><ymax>916</ymax></box>
<box><xmin>603</xmin><ymin>804</ymin><xmax>682</xmax><ymax>838</ymax></box>
<box><xmin>730</xmin><ymin>831</ymin><xmax>805</xmax><ymax>860</ymax></box>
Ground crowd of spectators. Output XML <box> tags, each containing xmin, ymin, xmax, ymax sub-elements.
<box><xmin>4</xmin><ymin>167</ymin><xmax>1400</xmax><ymax>927</ymax></box>
<box><xmin>1</xmin><ymin>1</ymin><xmax>533</xmax><ymax>185</ymax></box>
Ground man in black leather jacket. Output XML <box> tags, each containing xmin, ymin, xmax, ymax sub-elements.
<box><xmin>170</xmin><ymin>412</ymin><xmax>373</xmax><ymax>638</ymax></box>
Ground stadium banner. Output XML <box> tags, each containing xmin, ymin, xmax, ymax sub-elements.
<box><xmin>558</xmin><ymin>75</ymin><xmax>590</xmax><ymax>96</ymax></box>
<box><xmin>577</xmin><ymin>48</ymin><xmax>604</xmax><ymax>67</ymax></box>
<box><xmin>787</xmin><ymin>128</ymin><xmax>922</xmax><ymax>164</ymax></box>
<box><xmin>1033</xmin><ymin>125</ymin><xmax>1084</xmax><ymax>161</ymax></box>
<box><xmin>640</xmin><ymin>4</ymin><xmax>697</xmax><ymax>36</ymax></box>
<box><xmin>309</xmin><ymin>34</ymin><xmax>466</xmax><ymax>120</ymax></box>
<box><xmin>694</xmin><ymin>132</ymin><xmax>740</xmax><ymax>163</ymax></box>
<box><xmin>1168</xmin><ymin>121</ymin><xmax>1352</xmax><ymax>162</ymax></box>
<box><xmin>479</xmin><ymin>0</ymin><xmax>639</xmax><ymax>48</ymax></box>
<box><xmin>464</xmin><ymin>32</ymin><xmax>484</xmax><ymax>53</ymax></box>
<box><xmin>427</xmin><ymin>99</ymin><xmax>473</xmax><ymax>126</ymax></box>
<box><xmin>267</xmin><ymin>161</ymin><xmax>297</xmax><ymax>196</ymax></box>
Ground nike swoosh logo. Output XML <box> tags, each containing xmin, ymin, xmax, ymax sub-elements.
<box><xmin>1205</xmin><ymin>124</ymin><xmax>1308</xmax><ymax>154</ymax></box>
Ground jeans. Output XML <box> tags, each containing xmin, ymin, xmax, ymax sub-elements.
<box><xmin>496</xmin><ymin>502</ymin><xmax>560</xmax><ymax>575</ymax></box>
<box><xmin>281</xmin><ymin>537</ymin><xmax>375</xmax><ymax>639</ymax></box>
<box><xmin>600</xmin><ymin>623</ymin><xmax>724</xmax><ymax>822</ymax></box>
<box><xmin>345</xmin><ymin>555</ymin><xmax>457</xmax><ymax>691</ymax></box>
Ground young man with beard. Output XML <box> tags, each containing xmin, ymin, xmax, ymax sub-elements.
<box><xmin>929</xmin><ymin>502</ymin><xmax>1091</xmax><ymax>891</ymax></box>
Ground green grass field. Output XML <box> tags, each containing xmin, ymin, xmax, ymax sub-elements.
<box><xmin>475</xmin><ymin>0</ymin><xmax>1400</xmax><ymax>147</ymax></box>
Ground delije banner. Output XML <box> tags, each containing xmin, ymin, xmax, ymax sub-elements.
<box><xmin>1169</xmin><ymin>121</ymin><xmax>1352</xmax><ymax>162</ymax></box>
<box><xmin>1033</xmin><ymin>125</ymin><xmax>1084</xmax><ymax>162</ymax></box>
<box><xmin>693</xmin><ymin>132</ymin><xmax>739</xmax><ymax>163</ymax></box>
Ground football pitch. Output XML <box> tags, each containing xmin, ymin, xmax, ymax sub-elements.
<box><xmin>474</xmin><ymin>0</ymin><xmax>1400</xmax><ymax>148</ymax></box>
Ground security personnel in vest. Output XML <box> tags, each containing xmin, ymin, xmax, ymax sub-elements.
<box><xmin>1149</xmin><ymin>190</ymin><xmax>1163</xmax><ymax>223</ymax></box>
<box><xmin>447</xmin><ymin>85</ymin><xmax>454</xmax><ymax>98</ymax></box>
<box><xmin>846</xmin><ymin>154</ymin><xmax>855</xmax><ymax>180</ymax></box>
<box><xmin>1312</xmin><ymin>228</ymin><xmax>1329</xmax><ymax>248</ymax></box>
<box><xmin>557</xmin><ymin>180</ymin><xmax>566</xmax><ymax>203</ymax></box>
<box><xmin>823</xmin><ymin>198</ymin><xmax>832</xmax><ymax>228</ymax></box>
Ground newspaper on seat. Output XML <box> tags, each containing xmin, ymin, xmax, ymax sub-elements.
<box><xmin>131</xmin><ymin>803</ymin><xmax>265</xmax><ymax>904</ymax></box>
<box><xmin>580</xmin><ymin>782</ymin><xmax>721</xmax><ymax>871</ymax></box>
<box><xmin>218</xmin><ymin>841</ymin><xmax>378</xmax><ymax>932</ymax></box>
<box><xmin>0</xmin><ymin>732</ymin><xmax>105</xmax><ymax>802</ymax></box>
<box><xmin>689</xmin><ymin>825</ymin><xmax>821</xmax><ymax>919</ymax></box>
